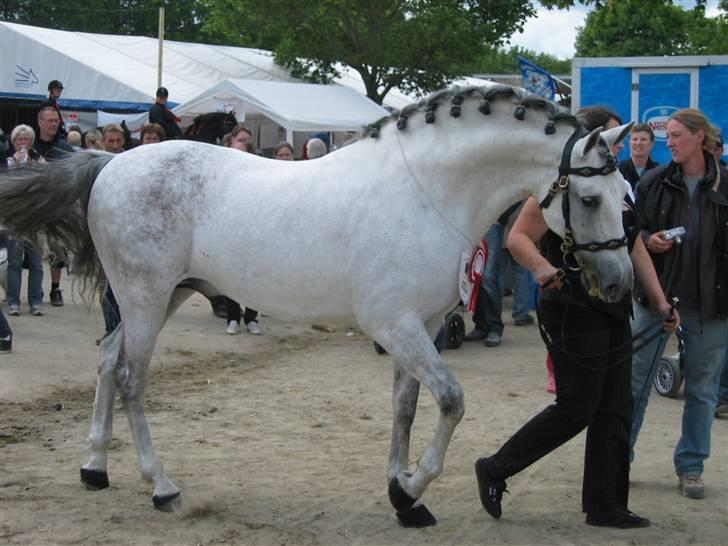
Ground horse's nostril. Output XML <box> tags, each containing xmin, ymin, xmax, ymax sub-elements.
<box><xmin>604</xmin><ymin>283</ymin><xmax>623</xmax><ymax>300</ymax></box>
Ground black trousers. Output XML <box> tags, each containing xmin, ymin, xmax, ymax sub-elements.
<box><xmin>487</xmin><ymin>298</ymin><xmax>633</xmax><ymax>513</ymax></box>
<box><xmin>225</xmin><ymin>297</ymin><xmax>258</xmax><ymax>324</ymax></box>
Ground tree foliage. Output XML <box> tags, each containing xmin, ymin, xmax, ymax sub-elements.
<box><xmin>202</xmin><ymin>0</ymin><xmax>587</xmax><ymax>104</ymax></box>
<box><xmin>575</xmin><ymin>0</ymin><xmax>728</xmax><ymax>57</ymax></box>
<box><xmin>0</xmin><ymin>0</ymin><xmax>208</xmax><ymax>42</ymax></box>
<box><xmin>474</xmin><ymin>46</ymin><xmax>572</xmax><ymax>75</ymax></box>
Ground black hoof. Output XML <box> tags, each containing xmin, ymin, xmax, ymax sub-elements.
<box><xmin>80</xmin><ymin>468</ymin><xmax>110</xmax><ymax>490</ymax></box>
<box><xmin>396</xmin><ymin>504</ymin><xmax>437</xmax><ymax>528</ymax></box>
<box><xmin>388</xmin><ymin>477</ymin><xmax>417</xmax><ymax>512</ymax></box>
<box><xmin>153</xmin><ymin>491</ymin><xmax>181</xmax><ymax>512</ymax></box>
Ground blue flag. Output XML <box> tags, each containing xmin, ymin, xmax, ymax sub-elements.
<box><xmin>518</xmin><ymin>56</ymin><xmax>557</xmax><ymax>100</ymax></box>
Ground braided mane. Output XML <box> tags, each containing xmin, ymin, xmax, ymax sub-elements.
<box><xmin>362</xmin><ymin>84</ymin><xmax>579</xmax><ymax>138</ymax></box>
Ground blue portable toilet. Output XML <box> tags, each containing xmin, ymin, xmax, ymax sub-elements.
<box><xmin>572</xmin><ymin>55</ymin><xmax>728</xmax><ymax>164</ymax></box>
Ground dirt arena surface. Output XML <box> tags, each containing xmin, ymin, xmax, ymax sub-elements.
<box><xmin>1</xmin><ymin>271</ymin><xmax>726</xmax><ymax>545</ymax></box>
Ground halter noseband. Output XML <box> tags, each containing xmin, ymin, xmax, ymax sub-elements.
<box><xmin>539</xmin><ymin>126</ymin><xmax>628</xmax><ymax>272</ymax></box>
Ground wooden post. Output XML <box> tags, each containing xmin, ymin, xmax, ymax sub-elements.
<box><xmin>157</xmin><ymin>6</ymin><xmax>165</xmax><ymax>89</ymax></box>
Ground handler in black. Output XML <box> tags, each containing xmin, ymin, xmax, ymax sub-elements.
<box><xmin>474</xmin><ymin>109</ymin><xmax>679</xmax><ymax>529</ymax></box>
<box><xmin>148</xmin><ymin>87</ymin><xmax>182</xmax><ymax>140</ymax></box>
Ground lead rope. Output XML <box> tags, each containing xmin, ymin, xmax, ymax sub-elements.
<box><xmin>393</xmin><ymin>129</ymin><xmax>476</xmax><ymax>249</ymax></box>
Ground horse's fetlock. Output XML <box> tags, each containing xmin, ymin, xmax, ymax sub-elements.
<box><xmin>140</xmin><ymin>460</ymin><xmax>163</xmax><ymax>483</ymax></box>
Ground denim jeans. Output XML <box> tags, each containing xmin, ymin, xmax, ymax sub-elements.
<box><xmin>472</xmin><ymin>224</ymin><xmax>534</xmax><ymax>334</ymax></box>
<box><xmin>631</xmin><ymin>304</ymin><xmax>728</xmax><ymax>475</ymax></box>
<box><xmin>6</xmin><ymin>239</ymin><xmax>43</xmax><ymax>307</ymax></box>
<box><xmin>717</xmin><ymin>345</ymin><xmax>728</xmax><ymax>405</ymax></box>
<box><xmin>102</xmin><ymin>284</ymin><xmax>120</xmax><ymax>333</ymax></box>
<box><xmin>629</xmin><ymin>302</ymin><xmax>670</xmax><ymax>459</ymax></box>
<box><xmin>0</xmin><ymin>307</ymin><xmax>11</xmax><ymax>339</ymax></box>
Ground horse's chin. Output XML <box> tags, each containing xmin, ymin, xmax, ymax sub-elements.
<box><xmin>580</xmin><ymin>270</ymin><xmax>628</xmax><ymax>303</ymax></box>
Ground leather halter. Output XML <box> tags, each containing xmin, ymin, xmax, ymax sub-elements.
<box><xmin>539</xmin><ymin>126</ymin><xmax>628</xmax><ymax>272</ymax></box>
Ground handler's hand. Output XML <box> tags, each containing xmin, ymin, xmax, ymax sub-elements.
<box><xmin>647</xmin><ymin>231</ymin><xmax>674</xmax><ymax>254</ymax></box>
<box><xmin>536</xmin><ymin>263</ymin><xmax>562</xmax><ymax>290</ymax></box>
<box><xmin>656</xmin><ymin>302</ymin><xmax>680</xmax><ymax>332</ymax></box>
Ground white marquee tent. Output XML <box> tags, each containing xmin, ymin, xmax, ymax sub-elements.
<box><xmin>0</xmin><ymin>21</ymin><xmax>413</xmax><ymax>117</ymax></box>
<box><xmin>178</xmin><ymin>79</ymin><xmax>388</xmax><ymax>136</ymax></box>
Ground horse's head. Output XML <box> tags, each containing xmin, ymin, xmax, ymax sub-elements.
<box><xmin>221</xmin><ymin>111</ymin><xmax>237</xmax><ymax>135</ymax></box>
<box><xmin>540</xmin><ymin>122</ymin><xmax>634</xmax><ymax>303</ymax></box>
<box><xmin>183</xmin><ymin>112</ymin><xmax>239</xmax><ymax>144</ymax></box>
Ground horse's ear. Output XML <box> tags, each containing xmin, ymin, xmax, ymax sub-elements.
<box><xmin>579</xmin><ymin>127</ymin><xmax>603</xmax><ymax>158</ymax></box>
<box><xmin>601</xmin><ymin>122</ymin><xmax>634</xmax><ymax>152</ymax></box>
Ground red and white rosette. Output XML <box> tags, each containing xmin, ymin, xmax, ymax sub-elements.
<box><xmin>467</xmin><ymin>239</ymin><xmax>488</xmax><ymax>313</ymax></box>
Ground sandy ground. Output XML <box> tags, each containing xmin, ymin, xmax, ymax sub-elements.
<box><xmin>0</xmin><ymin>268</ymin><xmax>726</xmax><ymax>546</ymax></box>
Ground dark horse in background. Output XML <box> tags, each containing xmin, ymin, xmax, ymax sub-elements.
<box><xmin>121</xmin><ymin>111</ymin><xmax>236</xmax><ymax>149</ymax></box>
<box><xmin>182</xmin><ymin>111</ymin><xmax>238</xmax><ymax>145</ymax></box>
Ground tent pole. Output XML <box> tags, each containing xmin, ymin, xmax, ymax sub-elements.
<box><xmin>287</xmin><ymin>127</ymin><xmax>293</xmax><ymax>144</ymax></box>
<box><xmin>157</xmin><ymin>6</ymin><xmax>165</xmax><ymax>89</ymax></box>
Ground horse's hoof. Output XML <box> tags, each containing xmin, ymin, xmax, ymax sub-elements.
<box><xmin>388</xmin><ymin>477</ymin><xmax>417</xmax><ymax>512</ymax></box>
<box><xmin>153</xmin><ymin>491</ymin><xmax>181</xmax><ymax>512</ymax></box>
<box><xmin>80</xmin><ymin>468</ymin><xmax>109</xmax><ymax>490</ymax></box>
<box><xmin>396</xmin><ymin>504</ymin><xmax>437</xmax><ymax>528</ymax></box>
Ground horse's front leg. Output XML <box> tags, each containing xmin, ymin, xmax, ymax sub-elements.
<box><xmin>80</xmin><ymin>326</ymin><xmax>123</xmax><ymax>490</ymax></box>
<box><xmin>388</xmin><ymin>363</ymin><xmax>420</xmax><ymax>483</ymax></box>
<box><xmin>378</xmin><ymin>313</ymin><xmax>465</xmax><ymax>527</ymax></box>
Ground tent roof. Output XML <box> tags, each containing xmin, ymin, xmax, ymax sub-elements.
<box><xmin>0</xmin><ymin>21</ymin><xmax>299</xmax><ymax>110</ymax></box>
<box><xmin>178</xmin><ymin>79</ymin><xmax>388</xmax><ymax>132</ymax></box>
<box><xmin>0</xmin><ymin>21</ymin><xmax>414</xmax><ymax>111</ymax></box>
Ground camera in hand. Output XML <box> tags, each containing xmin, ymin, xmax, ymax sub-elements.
<box><xmin>662</xmin><ymin>226</ymin><xmax>686</xmax><ymax>244</ymax></box>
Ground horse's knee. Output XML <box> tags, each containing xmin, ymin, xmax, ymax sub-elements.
<box><xmin>438</xmin><ymin>383</ymin><xmax>464</xmax><ymax>422</ymax></box>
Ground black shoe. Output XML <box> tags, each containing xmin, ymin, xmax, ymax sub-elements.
<box><xmin>484</xmin><ymin>332</ymin><xmax>502</xmax><ymax>347</ymax></box>
<box><xmin>50</xmin><ymin>288</ymin><xmax>64</xmax><ymax>307</ymax></box>
<box><xmin>464</xmin><ymin>327</ymin><xmax>488</xmax><ymax>342</ymax></box>
<box><xmin>585</xmin><ymin>508</ymin><xmax>650</xmax><ymax>529</ymax></box>
<box><xmin>0</xmin><ymin>336</ymin><xmax>11</xmax><ymax>354</ymax></box>
<box><xmin>475</xmin><ymin>457</ymin><xmax>507</xmax><ymax>519</ymax></box>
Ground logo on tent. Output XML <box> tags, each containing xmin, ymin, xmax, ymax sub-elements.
<box><xmin>15</xmin><ymin>65</ymin><xmax>39</xmax><ymax>89</ymax></box>
<box><xmin>643</xmin><ymin>106</ymin><xmax>679</xmax><ymax>141</ymax></box>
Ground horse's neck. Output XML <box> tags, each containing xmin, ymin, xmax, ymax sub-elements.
<box><xmin>385</xmin><ymin>109</ymin><xmax>570</xmax><ymax>245</ymax></box>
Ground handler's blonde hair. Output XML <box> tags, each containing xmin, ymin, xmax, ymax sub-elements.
<box><xmin>669</xmin><ymin>109</ymin><xmax>721</xmax><ymax>151</ymax></box>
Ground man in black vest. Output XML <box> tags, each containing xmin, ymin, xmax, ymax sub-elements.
<box><xmin>148</xmin><ymin>87</ymin><xmax>182</xmax><ymax>140</ymax></box>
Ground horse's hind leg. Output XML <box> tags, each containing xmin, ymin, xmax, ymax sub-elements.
<box><xmin>80</xmin><ymin>287</ymin><xmax>192</xmax><ymax>492</ymax></box>
<box><xmin>377</xmin><ymin>313</ymin><xmax>464</xmax><ymax>527</ymax></box>
<box><xmin>80</xmin><ymin>326</ymin><xmax>124</xmax><ymax>490</ymax></box>
<box><xmin>119</xmin><ymin>303</ymin><xmax>183</xmax><ymax>510</ymax></box>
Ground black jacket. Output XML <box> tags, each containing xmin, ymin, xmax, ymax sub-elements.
<box><xmin>635</xmin><ymin>153</ymin><xmax>728</xmax><ymax>320</ymax></box>
<box><xmin>34</xmin><ymin>134</ymin><xmax>74</xmax><ymax>161</ymax></box>
<box><xmin>149</xmin><ymin>102</ymin><xmax>182</xmax><ymax>140</ymax></box>
<box><xmin>618</xmin><ymin>157</ymin><xmax>659</xmax><ymax>191</ymax></box>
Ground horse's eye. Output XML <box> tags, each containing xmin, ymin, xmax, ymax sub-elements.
<box><xmin>581</xmin><ymin>196</ymin><xmax>600</xmax><ymax>208</ymax></box>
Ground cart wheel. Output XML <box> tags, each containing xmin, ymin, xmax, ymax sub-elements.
<box><xmin>654</xmin><ymin>354</ymin><xmax>682</xmax><ymax>398</ymax></box>
<box><xmin>443</xmin><ymin>313</ymin><xmax>465</xmax><ymax>350</ymax></box>
<box><xmin>373</xmin><ymin>341</ymin><xmax>388</xmax><ymax>355</ymax></box>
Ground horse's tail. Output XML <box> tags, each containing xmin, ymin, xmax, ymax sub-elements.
<box><xmin>0</xmin><ymin>151</ymin><xmax>114</xmax><ymax>294</ymax></box>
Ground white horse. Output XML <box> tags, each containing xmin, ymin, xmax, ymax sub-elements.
<box><xmin>0</xmin><ymin>85</ymin><xmax>633</xmax><ymax>527</ymax></box>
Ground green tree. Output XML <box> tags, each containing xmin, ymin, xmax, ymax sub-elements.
<box><xmin>202</xmin><ymin>0</ymin><xmax>587</xmax><ymax>104</ymax></box>
<box><xmin>0</xmin><ymin>1</ymin><xmax>207</xmax><ymax>43</ymax></box>
<box><xmin>575</xmin><ymin>0</ymin><xmax>728</xmax><ymax>57</ymax></box>
<box><xmin>474</xmin><ymin>46</ymin><xmax>571</xmax><ymax>75</ymax></box>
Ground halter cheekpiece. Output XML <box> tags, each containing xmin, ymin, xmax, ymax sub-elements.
<box><xmin>539</xmin><ymin>126</ymin><xmax>628</xmax><ymax>273</ymax></box>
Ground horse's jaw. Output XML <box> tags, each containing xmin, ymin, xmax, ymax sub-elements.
<box><xmin>578</xmin><ymin>248</ymin><xmax>633</xmax><ymax>303</ymax></box>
